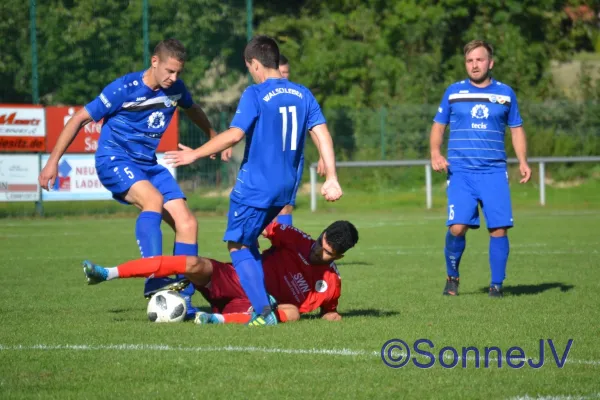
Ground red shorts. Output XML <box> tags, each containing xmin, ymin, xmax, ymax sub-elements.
<box><xmin>195</xmin><ymin>259</ymin><xmax>252</xmax><ymax>314</ymax></box>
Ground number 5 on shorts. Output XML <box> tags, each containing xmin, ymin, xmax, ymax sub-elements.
<box><xmin>124</xmin><ymin>167</ymin><xmax>134</xmax><ymax>179</ymax></box>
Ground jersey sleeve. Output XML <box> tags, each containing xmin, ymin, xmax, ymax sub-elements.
<box><xmin>507</xmin><ymin>89</ymin><xmax>523</xmax><ymax>128</ymax></box>
<box><xmin>178</xmin><ymin>80</ymin><xmax>194</xmax><ymax>109</ymax></box>
<box><xmin>84</xmin><ymin>78</ymin><xmax>128</xmax><ymax>122</ymax></box>
<box><xmin>230</xmin><ymin>88</ymin><xmax>259</xmax><ymax>133</ymax></box>
<box><xmin>306</xmin><ymin>90</ymin><xmax>326</xmax><ymax>130</ymax></box>
<box><xmin>320</xmin><ymin>275</ymin><xmax>341</xmax><ymax>314</ymax></box>
<box><xmin>433</xmin><ymin>86</ymin><xmax>452</xmax><ymax>125</ymax></box>
<box><xmin>263</xmin><ymin>222</ymin><xmax>313</xmax><ymax>250</ymax></box>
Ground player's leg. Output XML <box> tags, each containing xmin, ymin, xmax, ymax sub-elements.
<box><xmin>196</xmin><ymin>299</ymin><xmax>289</xmax><ymax>325</ymax></box>
<box><xmin>224</xmin><ymin>200</ymin><xmax>283</xmax><ymax>325</ymax></box>
<box><xmin>148</xmin><ymin>165</ymin><xmax>199</xmax><ymax>315</ymax></box>
<box><xmin>443</xmin><ymin>171</ymin><xmax>480</xmax><ymax>296</ymax></box>
<box><xmin>276</xmin><ymin>205</ymin><xmax>294</xmax><ymax>226</ymax></box>
<box><xmin>83</xmin><ymin>255</ymin><xmax>214</xmax><ymax>288</ymax></box>
<box><xmin>479</xmin><ymin>171</ymin><xmax>513</xmax><ymax>298</ymax></box>
<box><xmin>276</xmin><ymin>156</ymin><xmax>304</xmax><ymax>226</ymax></box>
<box><xmin>96</xmin><ymin>158</ymin><xmax>164</xmax><ymax>259</ymax></box>
<box><xmin>191</xmin><ymin>259</ymin><xmax>251</xmax><ymax>324</ymax></box>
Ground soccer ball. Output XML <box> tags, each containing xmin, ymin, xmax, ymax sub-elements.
<box><xmin>146</xmin><ymin>290</ymin><xmax>187</xmax><ymax>323</ymax></box>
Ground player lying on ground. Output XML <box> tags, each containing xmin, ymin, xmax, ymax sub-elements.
<box><xmin>83</xmin><ymin>220</ymin><xmax>359</xmax><ymax>324</ymax></box>
<box><xmin>164</xmin><ymin>35</ymin><xmax>343</xmax><ymax>326</ymax></box>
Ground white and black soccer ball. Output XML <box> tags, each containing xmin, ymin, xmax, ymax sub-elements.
<box><xmin>146</xmin><ymin>290</ymin><xmax>187</xmax><ymax>323</ymax></box>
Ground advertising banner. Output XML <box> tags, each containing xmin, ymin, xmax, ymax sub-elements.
<box><xmin>41</xmin><ymin>153</ymin><xmax>176</xmax><ymax>201</ymax></box>
<box><xmin>0</xmin><ymin>154</ymin><xmax>40</xmax><ymax>202</ymax></box>
<box><xmin>0</xmin><ymin>106</ymin><xmax>46</xmax><ymax>152</ymax></box>
<box><xmin>45</xmin><ymin>106</ymin><xmax>179</xmax><ymax>153</ymax></box>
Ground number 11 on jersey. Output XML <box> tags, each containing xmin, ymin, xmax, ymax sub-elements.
<box><xmin>279</xmin><ymin>106</ymin><xmax>298</xmax><ymax>151</ymax></box>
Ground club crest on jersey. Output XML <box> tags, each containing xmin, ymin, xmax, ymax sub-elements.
<box><xmin>489</xmin><ymin>95</ymin><xmax>497</xmax><ymax>103</ymax></box>
<box><xmin>164</xmin><ymin>96</ymin><xmax>178</xmax><ymax>107</ymax></box>
<box><xmin>471</xmin><ymin>104</ymin><xmax>489</xmax><ymax>119</ymax></box>
<box><xmin>315</xmin><ymin>280</ymin><xmax>328</xmax><ymax>293</ymax></box>
<box><xmin>147</xmin><ymin>111</ymin><xmax>166</xmax><ymax>129</ymax></box>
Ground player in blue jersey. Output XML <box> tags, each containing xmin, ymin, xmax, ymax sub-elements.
<box><xmin>275</xmin><ymin>55</ymin><xmax>325</xmax><ymax>227</ymax></box>
<box><xmin>165</xmin><ymin>35</ymin><xmax>343</xmax><ymax>325</ymax></box>
<box><xmin>39</xmin><ymin>39</ymin><xmax>226</xmax><ymax>317</ymax></box>
<box><xmin>429</xmin><ymin>40</ymin><xmax>531</xmax><ymax>298</ymax></box>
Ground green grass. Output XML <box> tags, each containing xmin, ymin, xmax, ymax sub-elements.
<box><xmin>1</xmin><ymin>203</ymin><xmax>600</xmax><ymax>398</ymax></box>
<box><xmin>3</xmin><ymin>177</ymin><xmax>600</xmax><ymax>218</ymax></box>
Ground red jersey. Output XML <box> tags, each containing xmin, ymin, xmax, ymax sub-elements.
<box><xmin>262</xmin><ymin>223</ymin><xmax>341</xmax><ymax>314</ymax></box>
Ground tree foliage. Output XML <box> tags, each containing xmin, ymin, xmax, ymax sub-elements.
<box><xmin>2</xmin><ymin>0</ymin><xmax>600</xmax><ymax>165</ymax></box>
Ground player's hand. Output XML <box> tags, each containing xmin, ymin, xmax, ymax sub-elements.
<box><xmin>164</xmin><ymin>143</ymin><xmax>199</xmax><ymax>167</ymax></box>
<box><xmin>321</xmin><ymin>312</ymin><xmax>342</xmax><ymax>321</ymax></box>
<box><xmin>317</xmin><ymin>158</ymin><xmax>326</xmax><ymax>177</ymax></box>
<box><xmin>221</xmin><ymin>147</ymin><xmax>233</xmax><ymax>162</ymax></box>
<box><xmin>321</xmin><ymin>179</ymin><xmax>343</xmax><ymax>202</ymax></box>
<box><xmin>431</xmin><ymin>153</ymin><xmax>449</xmax><ymax>173</ymax></box>
<box><xmin>38</xmin><ymin>163</ymin><xmax>58</xmax><ymax>191</ymax></box>
<box><xmin>519</xmin><ymin>162</ymin><xmax>531</xmax><ymax>183</ymax></box>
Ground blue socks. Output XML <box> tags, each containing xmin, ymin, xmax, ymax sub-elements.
<box><xmin>489</xmin><ymin>236</ymin><xmax>509</xmax><ymax>287</ymax></box>
<box><xmin>231</xmin><ymin>247</ymin><xmax>271</xmax><ymax>316</ymax></box>
<box><xmin>444</xmin><ymin>230</ymin><xmax>466</xmax><ymax>278</ymax></box>
<box><xmin>173</xmin><ymin>242</ymin><xmax>198</xmax><ymax>257</ymax></box>
<box><xmin>277</xmin><ymin>214</ymin><xmax>293</xmax><ymax>226</ymax></box>
<box><xmin>173</xmin><ymin>242</ymin><xmax>198</xmax><ymax>302</ymax></box>
<box><xmin>136</xmin><ymin>211</ymin><xmax>162</xmax><ymax>257</ymax></box>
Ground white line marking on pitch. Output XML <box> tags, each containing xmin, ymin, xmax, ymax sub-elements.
<box><xmin>508</xmin><ymin>394</ymin><xmax>600</xmax><ymax>400</ymax></box>
<box><xmin>0</xmin><ymin>344</ymin><xmax>378</xmax><ymax>357</ymax></box>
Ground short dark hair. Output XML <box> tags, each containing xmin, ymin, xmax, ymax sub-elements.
<box><xmin>323</xmin><ymin>221</ymin><xmax>359</xmax><ymax>254</ymax></box>
<box><xmin>154</xmin><ymin>38</ymin><xmax>187</xmax><ymax>62</ymax></box>
<box><xmin>244</xmin><ymin>35</ymin><xmax>279</xmax><ymax>69</ymax></box>
<box><xmin>464</xmin><ymin>40</ymin><xmax>493</xmax><ymax>59</ymax></box>
<box><xmin>279</xmin><ymin>54</ymin><xmax>289</xmax><ymax>66</ymax></box>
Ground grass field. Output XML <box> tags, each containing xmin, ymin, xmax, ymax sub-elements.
<box><xmin>1</xmin><ymin>195</ymin><xmax>599</xmax><ymax>398</ymax></box>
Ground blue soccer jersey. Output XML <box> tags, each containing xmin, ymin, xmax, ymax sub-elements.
<box><xmin>433</xmin><ymin>78</ymin><xmax>522</xmax><ymax>172</ymax></box>
<box><xmin>229</xmin><ymin>78</ymin><xmax>326</xmax><ymax>208</ymax></box>
<box><xmin>85</xmin><ymin>70</ymin><xmax>193</xmax><ymax>165</ymax></box>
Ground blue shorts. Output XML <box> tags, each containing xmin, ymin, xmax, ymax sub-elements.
<box><xmin>223</xmin><ymin>199</ymin><xmax>283</xmax><ymax>246</ymax></box>
<box><xmin>288</xmin><ymin>157</ymin><xmax>305</xmax><ymax>207</ymax></box>
<box><xmin>96</xmin><ymin>156</ymin><xmax>185</xmax><ymax>205</ymax></box>
<box><xmin>446</xmin><ymin>170</ymin><xmax>513</xmax><ymax>229</ymax></box>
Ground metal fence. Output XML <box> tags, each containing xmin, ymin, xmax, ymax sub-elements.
<box><xmin>309</xmin><ymin>156</ymin><xmax>600</xmax><ymax>211</ymax></box>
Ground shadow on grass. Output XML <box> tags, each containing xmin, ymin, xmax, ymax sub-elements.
<box><xmin>300</xmin><ymin>309</ymin><xmax>399</xmax><ymax>320</ymax></box>
<box><xmin>336</xmin><ymin>261</ymin><xmax>374</xmax><ymax>266</ymax></box>
<box><xmin>466</xmin><ymin>282</ymin><xmax>575</xmax><ymax>296</ymax></box>
<box><xmin>339</xmin><ymin>309</ymin><xmax>400</xmax><ymax>318</ymax></box>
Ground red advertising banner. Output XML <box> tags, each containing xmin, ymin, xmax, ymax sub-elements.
<box><xmin>45</xmin><ymin>106</ymin><xmax>179</xmax><ymax>153</ymax></box>
<box><xmin>0</xmin><ymin>105</ymin><xmax>46</xmax><ymax>152</ymax></box>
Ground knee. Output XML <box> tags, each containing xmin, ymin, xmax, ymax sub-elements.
<box><xmin>489</xmin><ymin>228</ymin><xmax>508</xmax><ymax>237</ymax></box>
<box><xmin>175</xmin><ymin>213</ymin><xmax>198</xmax><ymax>236</ymax></box>
<box><xmin>186</xmin><ymin>256</ymin><xmax>203</xmax><ymax>274</ymax></box>
<box><xmin>141</xmin><ymin>193</ymin><xmax>163</xmax><ymax>212</ymax></box>
<box><xmin>449</xmin><ymin>224</ymin><xmax>468</xmax><ymax>237</ymax></box>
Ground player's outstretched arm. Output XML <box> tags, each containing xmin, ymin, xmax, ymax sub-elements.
<box><xmin>164</xmin><ymin>128</ymin><xmax>244</xmax><ymax>167</ymax></box>
<box><xmin>510</xmin><ymin>126</ymin><xmax>531</xmax><ymax>183</ymax></box>
<box><xmin>183</xmin><ymin>104</ymin><xmax>218</xmax><ymax>140</ymax></box>
<box><xmin>308</xmin><ymin>130</ymin><xmax>326</xmax><ymax>177</ymax></box>
<box><xmin>310</xmin><ymin>124</ymin><xmax>342</xmax><ymax>201</ymax></box>
<box><xmin>39</xmin><ymin>108</ymin><xmax>93</xmax><ymax>190</ymax></box>
<box><xmin>430</xmin><ymin>122</ymin><xmax>449</xmax><ymax>173</ymax></box>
